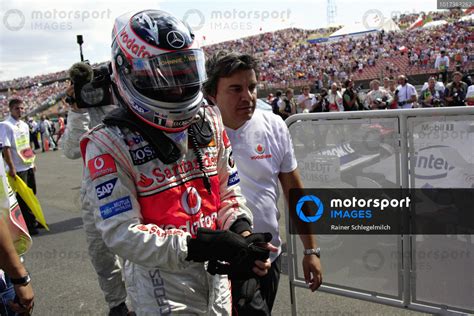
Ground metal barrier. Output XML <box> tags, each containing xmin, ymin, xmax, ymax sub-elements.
<box><xmin>284</xmin><ymin>107</ymin><xmax>474</xmax><ymax>315</ymax></box>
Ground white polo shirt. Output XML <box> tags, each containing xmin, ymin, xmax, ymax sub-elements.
<box><xmin>225</xmin><ymin>109</ymin><xmax>297</xmax><ymax>261</ymax></box>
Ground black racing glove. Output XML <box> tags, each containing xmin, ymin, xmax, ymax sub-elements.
<box><xmin>207</xmin><ymin>232</ymin><xmax>272</xmax><ymax>280</ymax></box>
<box><xmin>186</xmin><ymin>228</ymin><xmax>253</xmax><ymax>263</ymax></box>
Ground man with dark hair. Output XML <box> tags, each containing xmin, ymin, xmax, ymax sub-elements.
<box><xmin>445</xmin><ymin>71</ymin><xmax>468</xmax><ymax>107</ymax></box>
<box><xmin>271</xmin><ymin>90</ymin><xmax>282</xmax><ymax>115</ymax></box>
<box><xmin>204</xmin><ymin>51</ymin><xmax>322</xmax><ymax>315</ymax></box>
<box><xmin>0</xmin><ymin>99</ymin><xmax>38</xmax><ymax>235</ymax></box>
<box><xmin>434</xmin><ymin>50</ymin><xmax>449</xmax><ymax>83</ymax></box>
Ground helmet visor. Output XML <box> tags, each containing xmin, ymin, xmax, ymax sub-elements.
<box><xmin>127</xmin><ymin>49</ymin><xmax>206</xmax><ymax>92</ymax></box>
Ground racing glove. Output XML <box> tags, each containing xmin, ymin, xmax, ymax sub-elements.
<box><xmin>207</xmin><ymin>232</ymin><xmax>272</xmax><ymax>280</ymax></box>
<box><xmin>186</xmin><ymin>228</ymin><xmax>251</xmax><ymax>262</ymax></box>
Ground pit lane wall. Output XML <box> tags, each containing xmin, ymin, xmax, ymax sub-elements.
<box><xmin>284</xmin><ymin>107</ymin><xmax>474</xmax><ymax>315</ymax></box>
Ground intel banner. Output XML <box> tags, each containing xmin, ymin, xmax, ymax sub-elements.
<box><xmin>289</xmin><ymin>189</ymin><xmax>474</xmax><ymax>235</ymax></box>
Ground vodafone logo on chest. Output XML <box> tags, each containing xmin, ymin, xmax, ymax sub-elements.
<box><xmin>88</xmin><ymin>154</ymin><xmax>117</xmax><ymax>180</ymax></box>
<box><xmin>251</xmin><ymin>143</ymin><xmax>272</xmax><ymax>160</ymax></box>
<box><xmin>181</xmin><ymin>186</ymin><xmax>201</xmax><ymax>215</ymax></box>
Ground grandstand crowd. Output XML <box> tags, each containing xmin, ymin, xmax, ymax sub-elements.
<box><xmin>1</xmin><ymin>8</ymin><xmax>473</xmax><ymax>120</ymax></box>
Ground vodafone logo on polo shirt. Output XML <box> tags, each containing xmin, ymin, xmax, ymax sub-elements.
<box><xmin>251</xmin><ymin>143</ymin><xmax>272</xmax><ymax>160</ymax></box>
<box><xmin>88</xmin><ymin>154</ymin><xmax>117</xmax><ymax>180</ymax></box>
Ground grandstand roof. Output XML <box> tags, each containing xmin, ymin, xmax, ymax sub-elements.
<box><xmin>328</xmin><ymin>18</ymin><xmax>400</xmax><ymax>40</ymax></box>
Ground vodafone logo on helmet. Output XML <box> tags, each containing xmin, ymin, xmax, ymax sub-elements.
<box><xmin>119</xmin><ymin>29</ymin><xmax>153</xmax><ymax>58</ymax></box>
<box><xmin>181</xmin><ymin>187</ymin><xmax>201</xmax><ymax>215</ymax></box>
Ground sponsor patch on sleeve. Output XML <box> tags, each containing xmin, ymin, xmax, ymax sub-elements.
<box><xmin>99</xmin><ymin>196</ymin><xmax>133</xmax><ymax>219</ymax></box>
<box><xmin>88</xmin><ymin>154</ymin><xmax>117</xmax><ymax>180</ymax></box>
<box><xmin>95</xmin><ymin>178</ymin><xmax>118</xmax><ymax>200</ymax></box>
<box><xmin>227</xmin><ymin>171</ymin><xmax>240</xmax><ymax>186</ymax></box>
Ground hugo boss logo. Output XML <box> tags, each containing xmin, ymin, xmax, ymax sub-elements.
<box><xmin>129</xmin><ymin>145</ymin><xmax>157</xmax><ymax>165</ymax></box>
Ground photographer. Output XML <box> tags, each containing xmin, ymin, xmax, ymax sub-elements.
<box><xmin>327</xmin><ymin>83</ymin><xmax>344</xmax><ymax>112</ymax></box>
<box><xmin>366</xmin><ymin>79</ymin><xmax>392</xmax><ymax>110</ymax></box>
<box><xmin>445</xmin><ymin>71</ymin><xmax>468</xmax><ymax>107</ymax></box>
<box><xmin>277</xmin><ymin>88</ymin><xmax>297</xmax><ymax>119</ymax></box>
<box><xmin>419</xmin><ymin>76</ymin><xmax>445</xmax><ymax>107</ymax></box>
<box><xmin>394</xmin><ymin>75</ymin><xmax>417</xmax><ymax>109</ymax></box>
<box><xmin>311</xmin><ymin>89</ymin><xmax>329</xmax><ymax>112</ymax></box>
<box><xmin>342</xmin><ymin>79</ymin><xmax>362</xmax><ymax>111</ymax></box>
<box><xmin>61</xmin><ymin>63</ymin><xmax>129</xmax><ymax>316</ymax></box>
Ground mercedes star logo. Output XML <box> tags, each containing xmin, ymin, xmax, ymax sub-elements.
<box><xmin>166</xmin><ymin>30</ymin><xmax>185</xmax><ymax>49</ymax></box>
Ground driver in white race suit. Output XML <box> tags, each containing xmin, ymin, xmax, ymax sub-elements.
<box><xmin>80</xmin><ymin>10</ymin><xmax>274</xmax><ymax>315</ymax></box>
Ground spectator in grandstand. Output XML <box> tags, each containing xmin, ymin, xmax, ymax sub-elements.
<box><xmin>342</xmin><ymin>79</ymin><xmax>361</xmax><ymax>111</ymax></box>
<box><xmin>297</xmin><ymin>85</ymin><xmax>315</xmax><ymax>113</ymax></box>
<box><xmin>39</xmin><ymin>114</ymin><xmax>56</xmax><ymax>151</ymax></box>
<box><xmin>394</xmin><ymin>75</ymin><xmax>417</xmax><ymax>109</ymax></box>
<box><xmin>327</xmin><ymin>83</ymin><xmax>344</xmax><ymax>112</ymax></box>
<box><xmin>204</xmin><ymin>50</ymin><xmax>322</xmax><ymax>315</ymax></box>
<box><xmin>418</xmin><ymin>76</ymin><xmax>445</xmax><ymax>107</ymax></box>
<box><xmin>434</xmin><ymin>50</ymin><xmax>450</xmax><ymax>83</ymax></box>
<box><xmin>366</xmin><ymin>80</ymin><xmax>392</xmax><ymax>110</ymax></box>
<box><xmin>445</xmin><ymin>71</ymin><xmax>468</xmax><ymax>107</ymax></box>
<box><xmin>0</xmin><ymin>99</ymin><xmax>39</xmax><ymax>235</ymax></box>
<box><xmin>278</xmin><ymin>88</ymin><xmax>297</xmax><ymax>119</ymax></box>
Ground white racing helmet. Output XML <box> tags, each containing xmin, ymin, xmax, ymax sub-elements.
<box><xmin>111</xmin><ymin>10</ymin><xmax>207</xmax><ymax>132</ymax></box>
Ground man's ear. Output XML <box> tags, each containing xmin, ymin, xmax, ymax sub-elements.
<box><xmin>207</xmin><ymin>95</ymin><xmax>217</xmax><ymax>105</ymax></box>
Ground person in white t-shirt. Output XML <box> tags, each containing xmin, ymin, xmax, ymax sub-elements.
<box><xmin>434</xmin><ymin>50</ymin><xmax>450</xmax><ymax>83</ymax></box>
<box><xmin>0</xmin><ymin>99</ymin><xmax>39</xmax><ymax>235</ymax></box>
<box><xmin>297</xmin><ymin>85</ymin><xmax>314</xmax><ymax>113</ymax></box>
<box><xmin>394</xmin><ymin>75</ymin><xmax>418</xmax><ymax>109</ymax></box>
<box><xmin>204</xmin><ymin>51</ymin><xmax>322</xmax><ymax>315</ymax></box>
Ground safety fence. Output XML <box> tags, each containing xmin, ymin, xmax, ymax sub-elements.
<box><xmin>284</xmin><ymin>107</ymin><xmax>474</xmax><ymax>315</ymax></box>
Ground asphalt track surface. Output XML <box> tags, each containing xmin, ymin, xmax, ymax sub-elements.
<box><xmin>23</xmin><ymin>149</ymin><xmax>430</xmax><ymax>316</ymax></box>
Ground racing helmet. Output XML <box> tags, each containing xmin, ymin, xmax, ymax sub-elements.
<box><xmin>111</xmin><ymin>10</ymin><xmax>207</xmax><ymax>132</ymax></box>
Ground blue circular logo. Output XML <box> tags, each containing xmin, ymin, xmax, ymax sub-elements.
<box><xmin>296</xmin><ymin>195</ymin><xmax>324</xmax><ymax>223</ymax></box>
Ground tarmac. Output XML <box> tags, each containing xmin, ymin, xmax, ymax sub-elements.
<box><xmin>23</xmin><ymin>149</ymin><xmax>431</xmax><ymax>315</ymax></box>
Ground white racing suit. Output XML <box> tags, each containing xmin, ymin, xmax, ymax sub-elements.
<box><xmin>80</xmin><ymin>106</ymin><xmax>252</xmax><ymax>315</ymax></box>
<box><xmin>62</xmin><ymin>106</ymin><xmax>128</xmax><ymax>309</ymax></box>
